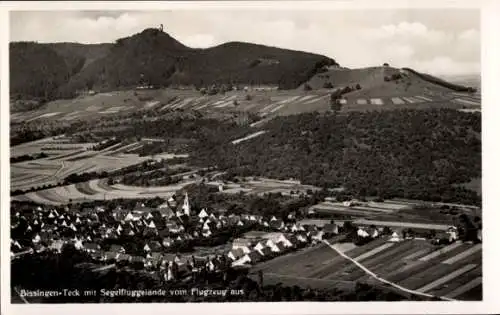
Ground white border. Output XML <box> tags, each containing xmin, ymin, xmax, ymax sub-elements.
<box><xmin>1</xmin><ymin>1</ymin><xmax>499</xmax><ymax>314</ymax></box>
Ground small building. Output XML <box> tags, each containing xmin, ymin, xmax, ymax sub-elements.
<box><xmin>389</xmin><ymin>230</ymin><xmax>403</xmax><ymax>242</ymax></box>
<box><xmin>228</xmin><ymin>248</ymin><xmax>245</xmax><ymax>261</ymax></box>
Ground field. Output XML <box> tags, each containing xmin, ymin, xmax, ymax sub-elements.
<box><xmin>12</xmin><ymin>178</ymin><xmax>199</xmax><ymax>205</ymax></box>
<box><xmin>11</xmin><ymin>79</ymin><xmax>481</xmax><ymax>127</ymax></box>
<box><xmin>210</xmin><ymin>177</ymin><xmax>323</xmax><ymax>196</ymax></box>
<box><xmin>309</xmin><ymin>198</ymin><xmax>479</xmax><ymax>226</ymax></box>
<box><xmin>252</xmin><ymin>237</ymin><xmax>482</xmax><ymax>300</ymax></box>
<box><xmin>10</xmin><ymin>136</ymin><xmax>190</xmax><ymax>192</ymax></box>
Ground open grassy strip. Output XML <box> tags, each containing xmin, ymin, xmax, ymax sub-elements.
<box><xmin>401</xmin><ymin>247</ymin><xmax>434</xmax><ymax>261</ymax></box>
<box><xmin>255</xmin><ymin>244</ymin><xmax>334</xmax><ymax>273</ymax></box>
<box><xmin>258</xmin><ymin>272</ymin><xmax>355</xmax><ymax>291</ymax></box>
<box><xmin>313</xmin><ymin>206</ymin><xmax>373</xmax><ymax>217</ymax></box>
<box><xmin>74</xmin><ymin>182</ymin><xmax>99</xmax><ymax>195</ymax></box>
<box><xmin>259</xmin><ymin>244</ymin><xmax>342</xmax><ymax>275</ymax></box>
<box><xmin>10</xmin><ymin>172</ymin><xmax>43</xmax><ymax>181</ymax></box>
<box><xmin>353</xmin><ymin>219</ymin><xmax>451</xmax><ymax>231</ymax></box>
<box><xmin>415</xmin><ymin>264</ymin><xmax>478</xmax><ymax>293</ymax></box>
<box><xmin>453</xmin><ymin>98</ymin><xmax>480</xmax><ymax>106</ymax></box>
<box><xmin>384</xmin><ymin>260</ymin><xmax>436</xmax><ymax>283</ymax></box>
<box><xmin>46</xmin><ymin>149</ymin><xmax>85</xmax><ymax>161</ymax></box>
<box><xmin>15</xmin><ymin>162</ymin><xmax>60</xmax><ymax>170</ymax></box>
<box><xmin>442</xmin><ymin>244</ymin><xmax>482</xmax><ymax>264</ymax></box>
<box><xmin>325</xmin><ymin>242</ymin><xmax>413</xmax><ymax>281</ymax></box>
<box><xmin>106</xmin><ymin>142</ymin><xmax>141</xmax><ymax>156</ymax></box>
<box><xmin>418</xmin><ymin>242</ymin><xmax>464</xmax><ymax>261</ymax></box>
<box><xmin>36</xmin><ymin>189</ymin><xmax>66</xmax><ymax>204</ymax></box>
<box><xmin>430</xmin><ymin>265</ymin><xmax>482</xmax><ymax>297</ymax></box>
<box><xmin>445</xmin><ymin>277</ymin><xmax>482</xmax><ymax>299</ymax></box>
<box><xmin>25</xmin><ymin>191</ymin><xmax>59</xmax><ymax>205</ymax></box>
<box><xmin>425</xmin><ymin>243</ymin><xmax>475</xmax><ymax>263</ymax></box>
<box><xmin>351</xmin><ymin>243</ymin><xmax>395</xmax><ymax>262</ymax></box>
<box><xmin>356</xmin><ymin>260</ymin><xmax>412</xmax><ymax>283</ymax></box>
<box><xmin>349</xmin><ymin>205</ymin><xmax>395</xmax><ymax>213</ymax></box>
<box><xmin>341</xmin><ymin>241</ymin><xmax>421</xmax><ymax>281</ymax></box>
<box><xmin>285</xmin><ymin>250</ymin><xmax>346</xmax><ymax>277</ymax></box>
<box><xmin>66</xmin><ymin>152</ymin><xmax>99</xmax><ymax>162</ymax></box>
<box><xmin>415</xmin><ymin>95</ymin><xmax>433</xmax><ymax>102</ymax></box>
<box><xmin>399</xmin><ymin>255</ymin><xmax>480</xmax><ymax>291</ymax></box>
<box><xmin>311</xmin><ymin>257</ymin><xmax>355</xmax><ymax>279</ymax></box>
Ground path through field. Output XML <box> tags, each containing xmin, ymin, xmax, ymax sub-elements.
<box><xmin>321</xmin><ymin>239</ymin><xmax>456</xmax><ymax>301</ymax></box>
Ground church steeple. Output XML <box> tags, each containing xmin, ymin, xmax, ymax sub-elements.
<box><xmin>181</xmin><ymin>192</ymin><xmax>191</xmax><ymax>216</ymax></box>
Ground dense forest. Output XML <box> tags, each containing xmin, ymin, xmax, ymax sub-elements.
<box><xmin>10</xmin><ymin>28</ymin><xmax>337</xmax><ymax>101</ymax></box>
<box><xmin>190</xmin><ymin>109</ymin><xmax>481</xmax><ymax>205</ymax></box>
<box><xmin>11</xmin><ymin>108</ymin><xmax>481</xmax><ymax>205</ymax></box>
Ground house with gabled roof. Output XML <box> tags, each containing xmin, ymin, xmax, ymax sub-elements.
<box><xmin>311</xmin><ymin>231</ymin><xmax>324</xmax><ymax>242</ymax></box>
<box><xmin>277</xmin><ymin>234</ymin><xmax>293</xmax><ymax>248</ymax></box>
<box><xmin>232</xmin><ymin>250</ymin><xmax>261</xmax><ymax>266</ymax></box>
<box><xmin>146</xmin><ymin>252</ymin><xmax>164</xmax><ymax>269</ymax></box>
<box><xmin>228</xmin><ymin>248</ymin><xmax>245</xmax><ymax>261</ymax></box>
<box><xmin>258</xmin><ymin>246</ymin><xmax>274</xmax><ymax>258</ymax></box>
<box><xmin>166</xmin><ymin>221</ymin><xmax>184</xmax><ymax>234</ymax></box>
<box><xmin>388</xmin><ymin>229</ymin><xmax>403</xmax><ymax>242</ymax></box>
<box><xmin>323</xmin><ymin>223</ymin><xmax>339</xmax><ymax>236</ymax></box>
<box><xmin>265</xmin><ymin>240</ymin><xmax>280</xmax><ymax>253</ymax></box>
<box><xmin>198</xmin><ymin>209</ymin><xmax>209</xmax><ymax>219</ymax></box>
<box><xmin>253</xmin><ymin>241</ymin><xmax>266</xmax><ymax>254</ymax></box>
<box><xmin>162</xmin><ymin>237</ymin><xmax>174</xmax><ymax>248</ymax></box>
<box><xmin>275</xmin><ymin>242</ymin><xmax>287</xmax><ymax>253</ymax></box>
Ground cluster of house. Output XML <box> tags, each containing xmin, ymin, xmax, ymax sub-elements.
<box><xmin>12</xmin><ymin>191</ymin><xmax>469</xmax><ymax>283</ymax></box>
<box><xmin>10</xmin><ymin>193</ymin><xmax>348</xmax><ymax>279</ymax></box>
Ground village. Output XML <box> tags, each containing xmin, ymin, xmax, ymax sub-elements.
<box><xmin>10</xmin><ymin>189</ymin><xmax>476</xmax><ymax>287</ymax></box>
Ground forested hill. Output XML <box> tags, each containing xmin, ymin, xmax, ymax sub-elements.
<box><xmin>190</xmin><ymin>109</ymin><xmax>482</xmax><ymax>205</ymax></box>
<box><xmin>10</xmin><ymin>28</ymin><xmax>338</xmax><ymax>100</ymax></box>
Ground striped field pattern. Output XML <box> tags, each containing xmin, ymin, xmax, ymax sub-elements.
<box><xmin>252</xmin><ymin>237</ymin><xmax>481</xmax><ymax>300</ymax></box>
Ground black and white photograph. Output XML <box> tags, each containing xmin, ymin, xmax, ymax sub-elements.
<box><xmin>1</xmin><ymin>1</ymin><xmax>499</xmax><ymax>314</ymax></box>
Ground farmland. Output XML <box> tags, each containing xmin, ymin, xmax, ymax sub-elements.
<box><xmin>10</xmin><ymin>80</ymin><xmax>481</xmax><ymax>128</ymax></box>
<box><xmin>252</xmin><ymin>237</ymin><xmax>482</xmax><ymax>300</ymax></box>
<box><xmin>12</xmin><ymin>178</ymin><xmax>199</xmax><ymax>205</ymax></box>
<box><xmin>10</xmin><ymin>135</ymin><xmax>191</xmax><ymax>192</ymax></box>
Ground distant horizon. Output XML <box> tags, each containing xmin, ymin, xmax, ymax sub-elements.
<box><xmin>10</xmin><ymin>9</ymin><xmax>480</xmax><ymax>77</ymax></box>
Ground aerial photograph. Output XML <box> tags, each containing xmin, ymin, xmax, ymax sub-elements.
<box><xmin>8</xmin><ymin>8</ymin><xmax>482</xmax><ymax>303</ymax></box>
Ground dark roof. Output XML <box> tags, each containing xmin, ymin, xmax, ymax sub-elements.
<box><xmin>229</xmin><ymin>248</ymin><xmax>244</xmax><ymax>258</ymax></box>
<box><xmin>130</xmin><ymin>256</ymin><xmax>146</xmax><ymax>263</ymax></box>
<box><xmin>84</xmin><ymin>243</ymin><xmax>100</xmax><ymax>250</ymax></box>
<box><xmin>260</xmin><ymin>247</ymin><xmax>273</xmax><ymax>256</ymax></box>
<box><xmin>247</xmin><ymin>251</ymin><xmax>261</xmax><ymax>262</ymax></box>
<box><xmin>117</xmin><ymin>254</ymin><xmax>131</xmax><ymax>261</ymax></box>
<box><xmin>276</xmin><ymin>242</ymin><xmax>287</xmax><ymax>252</ymax></box>
<box><xmin>323</xmin><ymin>223</ymin><xmax>337</xmax><ymax>233</ymax></box>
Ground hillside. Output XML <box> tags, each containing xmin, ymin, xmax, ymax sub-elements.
<box><xmin>190</xmin><ymin>109</ymin><xmax>481</xmax><ymax>205</ymax></box>
<box><xmin>304</xmin><ymin>66</ymin><xmax>476</xmax><ymax>97</ymax></box>
<box><xmin>10</xmin><ymin>28</ymin><xmax>338</xmax><ymax>102</ymax></box>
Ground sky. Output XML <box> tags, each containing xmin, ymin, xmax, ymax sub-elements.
<box><xmin>9</xmin><ymin>9</ymin><xmax>480</xmax><ymax>77</ymax></box>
